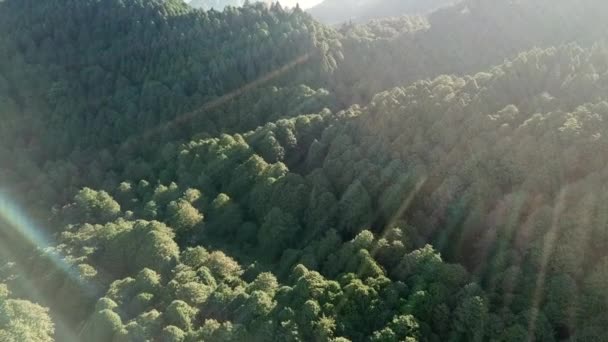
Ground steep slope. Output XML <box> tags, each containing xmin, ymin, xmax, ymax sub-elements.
<box><xmin>13</xmin><ymin>44</ymin><xmax>608</xmax><ymax>341</ymax></box>
<box><xmin>308</xmin><ymin>0</ymin><xmax>458</xmax><ymax>24</ymax></box>
<box><xmin>0</xmin><ymin>0</ymin><xmax>342</xmax><ymax>212</ymax></box>
<box><xmin>0</xmin><ymin>0</ymin><xmax>341</xmax><ymax>156</ymax></box>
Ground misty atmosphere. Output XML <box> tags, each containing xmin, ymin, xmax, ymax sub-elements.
<box><xmin>1</xmin><ymin>0</ymin><xmax>608</xmax><ymax>341</ymax></box>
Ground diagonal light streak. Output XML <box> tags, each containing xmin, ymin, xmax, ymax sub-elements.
<box><xmin>0</xmin><ymin>192</ymin><xmax>85</xmax><ymax>342</ymax></box>
<box><xmin>526</xmin><ymin>187</ymin><xmax>567</xmax><ymax>341</ymax></box>
<box><xmin>119</xmin><ymin>52</ymin><xmax>312</xmax><ymax>150</ymax></box>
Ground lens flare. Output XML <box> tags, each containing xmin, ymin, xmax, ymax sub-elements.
<box><xmin>0</xmin><ymin>191</ymin><xmax>92</xmax><ymax>342</ymax></box>
<box><xmin>0</xmin><ymin>192</ymin><xmax>71</xmax><ymax>275</ymax></box>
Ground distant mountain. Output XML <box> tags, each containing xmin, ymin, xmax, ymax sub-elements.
<box><xmin>188</xmin><ymin>0</ymin><xmax>284</xmax><ymax>10</ymax></box>
<box><xmin>188</xmin><ymin>0</ymin><xmax>245</xmax><ymax>10</ymax></box>
<box><xmin>308</xmin><ymin>0</ymin><xmax>459</xmax><ymax>24</ymax></box>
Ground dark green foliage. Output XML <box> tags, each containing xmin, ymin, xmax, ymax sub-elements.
<box><xmin>337</xmin><ymin>180</ymin><xmax>373</xmax><ymax>236</ymax></box>
<box><xmin>81</xmin><ymin>309</ymin><xmax>123</xmax><ymax>342</ymax></box>
<box><xmin>258</xmin><ymin>207</ymin><xmax>301</xmax><ymax>260</ymax></box>
<box><xmin>0</xmin><ymin>0</ymin><xmax>341</xmax><ymax>154</ymax></box>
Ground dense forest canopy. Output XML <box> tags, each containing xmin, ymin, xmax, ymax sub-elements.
<box><xmin>2</xmin><ymin>0</ymin><xmax>608</xmax><ymax>341</ymax></box>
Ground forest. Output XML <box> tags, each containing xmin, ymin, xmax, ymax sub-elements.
<box><xmin>1</xmin><ymin>0</ymin><xmax>608</xmax><ymax>341</ymax></box>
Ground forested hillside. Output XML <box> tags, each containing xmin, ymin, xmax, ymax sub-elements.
<box><xmin>2</xmin><ymin>0</ymin><xmax>608</xmax><ymax>341</ymax></box>
<box><xmin>333</xmin><ymin>0</ymin><xmax>608</xmax><ymax>103</ymax></box>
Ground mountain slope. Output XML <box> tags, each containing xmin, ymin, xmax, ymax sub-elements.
<box><xmin>0</xmin><ymin>0</ymin><xmax>343</xmax><ymax>213</ymax></box>
<box><xmin>333</xmin><ymin>0</ymin><xmax>608</xmax><ymax>103</ymax></box>
<box><xmin>0</xmin><ymin>0</ymin><xmax>341</xmax><ymax>156</ymax></box>
<box><xmin>14</xmin><ymin>44</ymin><xmax>608</xmax><ymax>342</ymax></box>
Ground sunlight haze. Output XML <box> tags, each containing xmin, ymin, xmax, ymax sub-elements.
<box><xmin>2</xmin><ymin>0</ymin><xmax>608</xmax><ymax>341</ymax></box>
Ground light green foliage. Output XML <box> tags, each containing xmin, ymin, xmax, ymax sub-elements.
<box><xmin>204</xmin><ymin>251</ymin><xmax>243</xmax><ymax>280</ymax></box>
<box><xmin>160</xmin><ymin>325</ymin><xmax>186</xmax><ymax>342</ymax></box>
<box><xmin>167</xmin><ymin>199</ymin><xmax>203</xmax><ymax>233</ymax></box>
<box><xmin>165</xmin><ymin>300</ymin><xmax>198</xmax><ymax>331</ymax></box>
<box><xmin>96</xmin><ymin>298</ymin><xmax>119</xmax><ymax>312</ymax></box>
<box><xmin>100</xmin><ymin>220</ymin><xmax>180</xmax><ymax>276</ymax></box>
<box><xmin>72</xmin><ymin>188</ymin><xmax>121</xmax><ymax>224</ymax></box>
<box><xmin>180</xmin><ymin>247</ymin><xmax>210</xmax><ymax>269</ymax></box>
<box><xmin>0</xmin><ymin>295</ymin><xmax>54</xmax><ymax>342</ymax></box>
<box><xmin>248</xmin><ymin>272</ymin><xmax>279</xmax><ymax>295</ymax></box>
